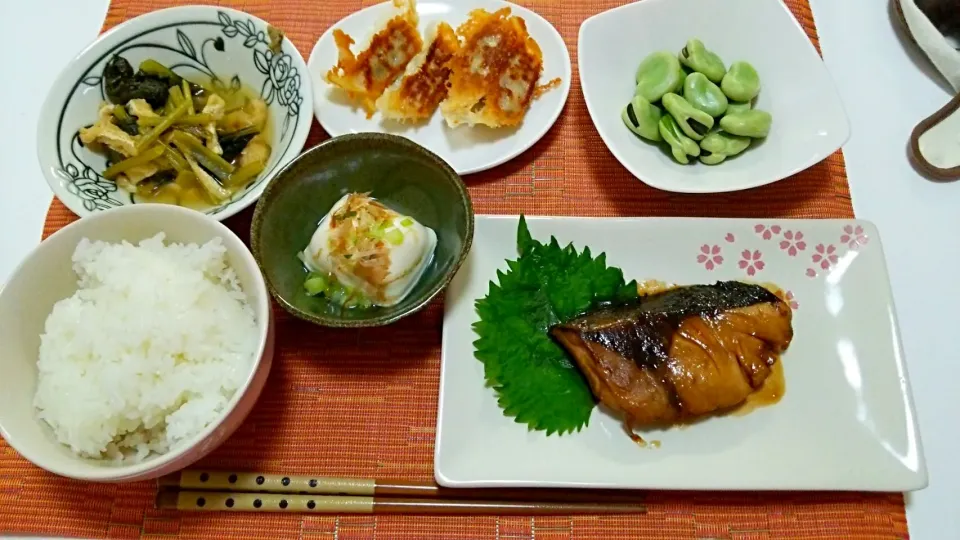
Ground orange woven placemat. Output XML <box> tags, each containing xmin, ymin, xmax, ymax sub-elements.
<box><xmin>0</xmin><ymin>0</ymin><xmax>909</xmax><ymax>538</ymax></box>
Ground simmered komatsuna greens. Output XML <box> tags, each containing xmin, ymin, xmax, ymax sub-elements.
<box><xmin>79</xmin><ymin>55</ymin><xmax>272</xmax><ymax>209</ymax></box>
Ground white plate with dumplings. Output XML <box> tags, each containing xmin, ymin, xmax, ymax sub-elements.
<box><xmin>307</xmin><ymin>0</ymin><xmax>571</xmax><ymax>175</ymax></box>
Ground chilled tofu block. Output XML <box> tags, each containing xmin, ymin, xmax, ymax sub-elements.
<box><xmin>300</xmin><ymin>193</ymin><xmax>437</xmax><ymax>307</ymax></box>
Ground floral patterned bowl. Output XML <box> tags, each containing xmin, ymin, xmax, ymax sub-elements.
<box><xmin>36</xmin><ymin>6</ymin><xmax>313</xmax><ymax>221</ymax></box>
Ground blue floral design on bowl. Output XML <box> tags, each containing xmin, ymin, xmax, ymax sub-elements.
<box><xmin>37</xmin><ymin>6</ymin><xmax>313</xmax><ymax>220</ymax></box>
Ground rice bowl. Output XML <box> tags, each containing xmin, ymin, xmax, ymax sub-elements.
<box><xmin>0</xmin><ymin>204</ymin><xmax>273</xmax><ymax>482</ymax></box>
<box><xmin>35</xmin><ymin>234</ymin><xmax>259</xmax><ymax>461</ymax></box>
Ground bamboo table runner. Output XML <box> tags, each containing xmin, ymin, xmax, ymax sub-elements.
<box><xmin>0</xmin><ymin>0</ymin><xmax>910</xmax><ymax>538</ymax></box>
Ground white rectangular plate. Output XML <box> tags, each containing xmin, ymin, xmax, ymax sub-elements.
<box><xmin>436</xmin><ymin>216</ymin><xmax>927</xmax><ymax>491</ymax></box>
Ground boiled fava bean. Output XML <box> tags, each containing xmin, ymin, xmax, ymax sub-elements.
<box><xmin>635</xmin><ymin>51</ymin><xmax>685</xmax><ymax>103</ymax></box>
<box><xmin>621</xmin><ymin>95</ymin><xmax>663</xmax><ymax>142</ymax></box>
<box><xmin>662</xmin><ymin>93</ymin><xmax>714</xmax><ymax>141</ymax></box>
<box><xmin>719</xmin><ymin>109</ymin><xmax>772</xmax><ymax>138</ymax></box>
<box><xmin>683</xmin><ymin>72</ymin><xmax>728</xmax><ymax>117</ymax></box>
<box><xmin>679</xmin><ymin>39</ymin><xmax>726</xmax><ymax>83</ymax></box>
<box><xmin>659</xmin><ymin>114</ymin><xmax>700</xmax><ymax>164</ymax></box>
<box><xmin>721</xmin><ymin>61</ymin><xmax>761</xmax><ymax>102</ymax></box>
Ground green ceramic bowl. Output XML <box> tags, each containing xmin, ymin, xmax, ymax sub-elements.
<box><xmin>251</xmin><ymin>133</ymin><xmax>474</xmax><ymax>327</ymax></box>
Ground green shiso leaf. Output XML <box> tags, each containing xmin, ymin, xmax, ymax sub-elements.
<box><xmin>472</xmin><ymin>215</ymin><xmax>638</xmax><ymax>435</ymax></box>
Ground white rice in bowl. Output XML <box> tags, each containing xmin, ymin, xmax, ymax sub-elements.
<box><xmin>34</xmin><ymin>233</ymin><xmax>258</xmax><ymax>461</ymax></box>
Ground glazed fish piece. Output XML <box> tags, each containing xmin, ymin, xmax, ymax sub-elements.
<box><xmin>550</xmin><ymin>281</ymin><xmax>793</xmax><ymax>428</ymax></box>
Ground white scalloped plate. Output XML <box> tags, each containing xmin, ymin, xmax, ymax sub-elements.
<box><xmin>307</xmin><ymin>0</ymin><xmax>571</xmax><ymax>175</ymax></box>
<box><xmin>436</xmin><ymin>216</ymin><xmax>927</xmax><ymax>492</ymax></box>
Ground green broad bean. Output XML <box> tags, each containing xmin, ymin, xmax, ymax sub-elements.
<box><xmin>662</xmin><ymin>93</ymin><xmax>714</xmax><ymax>141</ymax></box>
<box><xmin>678</xmin><ymin>39</ymin><xmax>726</xmax><ymax>83</ymax></box>
<box><xmin>621</xmin><ymin>95</ymin><xmax>663</xmax><ymax>142</ymax></box>
<box><xmin>623</xmin><ymin>40</ymin><xmax>769</xmax><ymax>167</ymax></box>
<box><xmin>683</xmin><ymin>72</ymin><xmax>728</xmax><ymax>117</ymax></box>
<box><xmin>635</xmin><ymin>51</ymin><xmax>684</xmax><ymax>103</ymax></box>
<box><xmin>721</xmin><ymin>61</ymin><xmax>761</xmax><ymax>102</ymax></box>
<box><xmin>658</xmin><ymin>115</ymin><xmax>700</xmax><ymax>164</ymax></box>
<box><xmin>719</xmin><ymin>109</ymin><xmax>772</xmax><ymax>138</ymax></box>
<box><xmin>725</xmin><ymin>100</ymin><xmax>753</xmax><ymax>115</ymax></box>
<box><xmin>698</xmin><ymin>131</ymin><xmax>751</xmax><ymax>165</ymax></box>
<box><xmin>700</xmin><ymin>153</ymin><xmax>727</xmax><ymax>165</ymax></box>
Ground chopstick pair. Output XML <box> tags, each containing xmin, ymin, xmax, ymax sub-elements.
<box><xmin>156</xmin><ymin>470</ymin><xmax>647</xmax><ymax>515</ymax></box>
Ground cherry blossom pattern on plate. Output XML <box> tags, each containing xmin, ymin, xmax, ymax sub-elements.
<box><xmin>724</xmin><ymin>233</ymin><xmax>736</xmax><ymax>243</ymax></box>
<box><xmin>697</xmin><ymin>244</ymin><xmax>724</xmax><ymax>270</ymax></box>
<box><xmin>785</xmin><ymin>290</ymin><xmax>799</xmax><ymax>310</ymax></box>
<box><xmin>806</xmin><ymin>268</ymin><xmax>818</xmax><ymax>278</ymax></box>
<box><xmin>754</xmin><ymin>224</ymin><xmax>782</xmax><ymax>240</ymax></box>
<box><xmin>738</xmin><ymin>249</ymin><xmax>765</xmax><ymax>276</ymax></box>
<box><xmin>778</xmin><ymin>230</ymin><xmax>807</xmax><ymax>257</ymax></box>
<box><xmin>840</xmin><ymin>224</ymin><xmax>869</xmax><ymax>249</ymax></box>
<box><xmin>812</xmin><ymin>243</ymin><xmax>839</xmax><ymax>270</ymax></box>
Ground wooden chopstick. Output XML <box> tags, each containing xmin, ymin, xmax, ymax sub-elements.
<box><xmin>156</xmin><ymin>471</ymin><xmax>648</xmax><ymax>515</ymax></box>
<box><xmin>156</xmin><ymin>490</ymin><xmax>646</xmax><ymax>515</ymax></box>
<box><xmin>159</xmin><ymin>470</ymin><xmax>649</xmax><ymax>504</ymax></box>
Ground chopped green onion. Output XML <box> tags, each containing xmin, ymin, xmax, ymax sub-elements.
<box><xmin>329</xmin><ymin>284</ymin><xmax>348</xmax><ymax>305</ymax></box>
<box><xmin>385</xmin><ymin>228</ymin><xmax>405</xmax><ymax>246</ymax></box>
<box><xmin>304</xmin><ymin>274</ymin><xmax>373</xmax><ymax>309</ymax></box>
<box><xmin>303</xmin><ymin>273</ymin><xmax>330</xmax><ymax>297</ymax></box>
<box><xmin>340</xmin><ymin>286</ymin><xmax>368</xmax><ymax>309</ymax></box>
<box><xmin>369</xmin><ymin>222</ymin><xmax>389</xmax><ymax>240</ymax></box>
<box><xmin>400</xmin><ymin>217</ymin><xmax>414</xmax><ymax>227</ymax></box>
